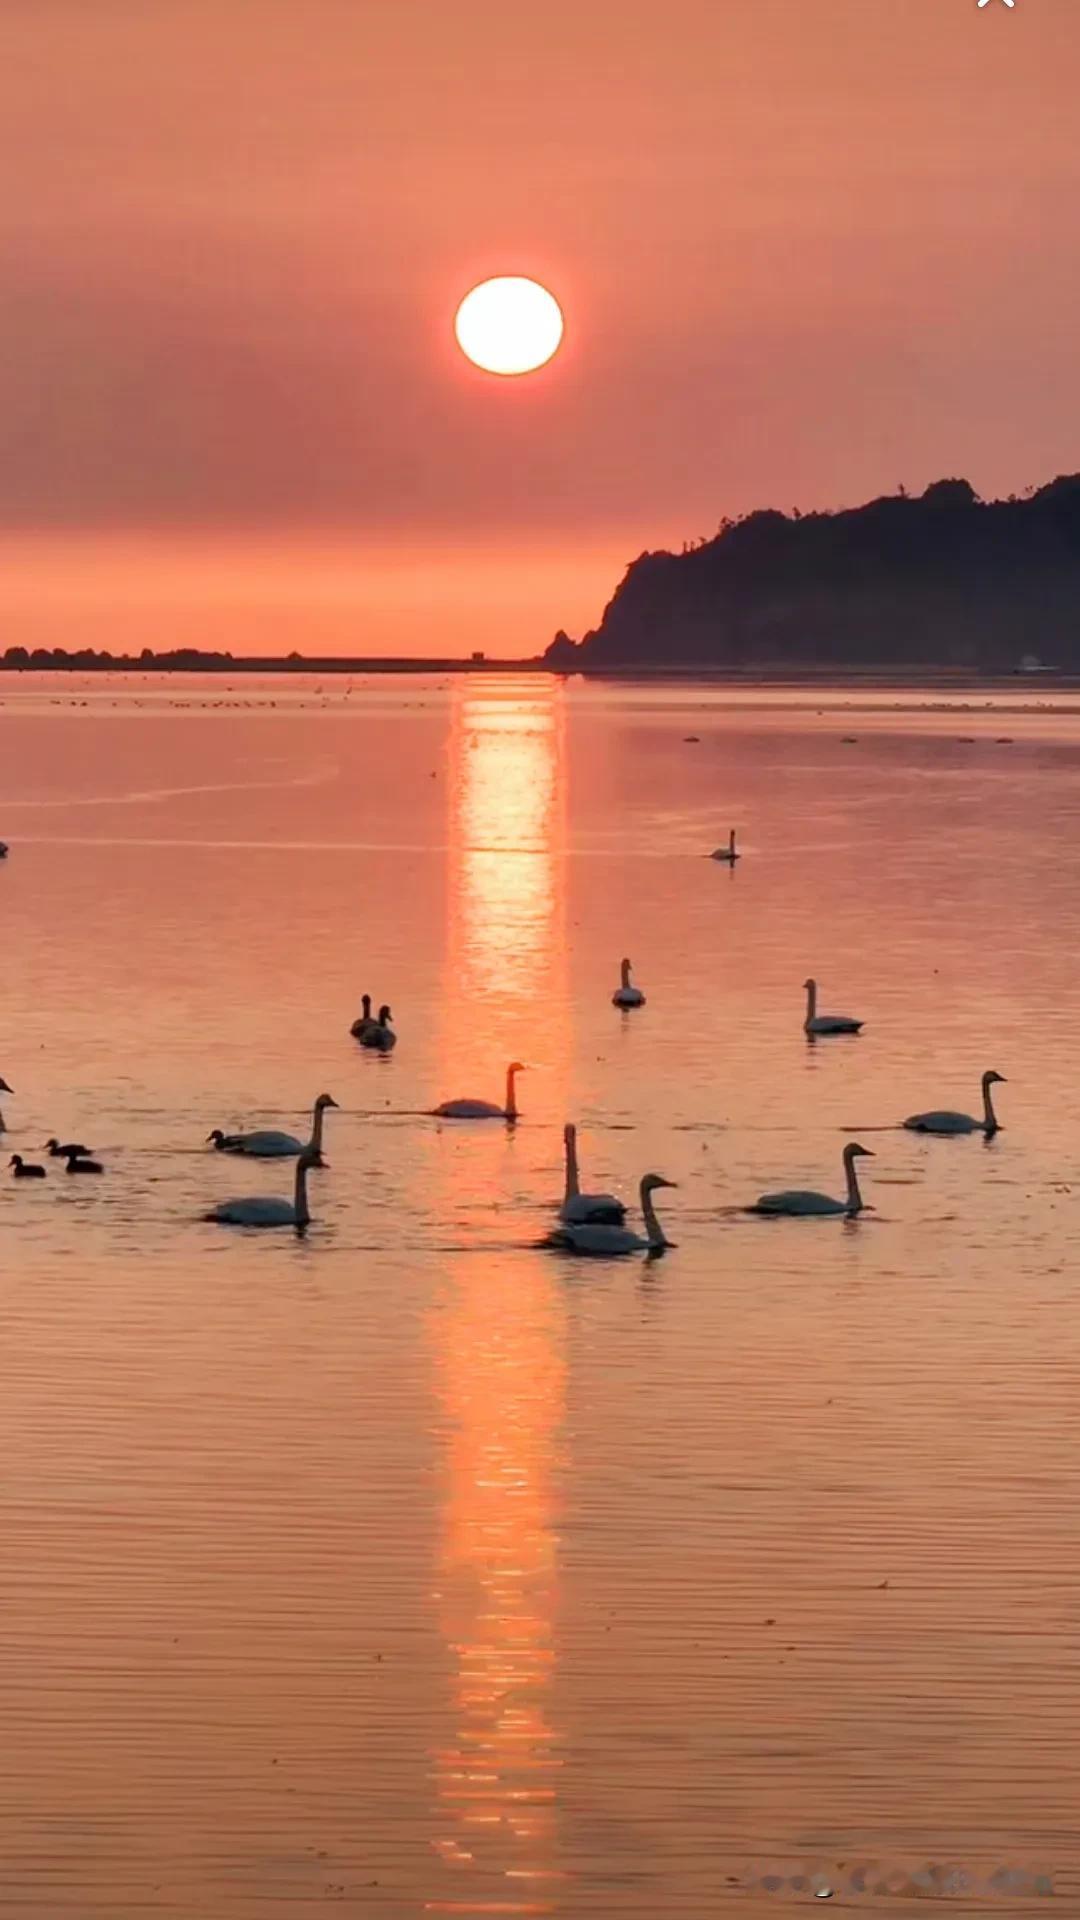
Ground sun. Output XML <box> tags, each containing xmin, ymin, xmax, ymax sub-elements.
<box><xmin>454</xmin><ymin>277</ymin><xmax>564</xmax><ymax>377</ymax></box>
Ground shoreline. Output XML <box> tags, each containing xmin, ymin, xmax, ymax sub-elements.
<box><xmin>1</xmin><ymin>656</ymin><xmax>1079</xmax><ymax>688</ymax></box>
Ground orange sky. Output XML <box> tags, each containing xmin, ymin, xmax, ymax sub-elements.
<box><xmin>1</xmin><ymin>0</ymin><xmax>1078</xmax><ymax>657</ymax></box>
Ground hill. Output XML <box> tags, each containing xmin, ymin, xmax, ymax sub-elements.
<box><xmin>545</xmin><ymin>475</ymin><xmax>1080</xmax><ymax>674</ymax></box>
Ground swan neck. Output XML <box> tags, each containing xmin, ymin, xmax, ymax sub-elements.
<box><xmin>844</xmin><ymin>1151</ymin><xmax>863</xmax><ymax>1212</ymax></box>
<box><xmin>563</xmin><ymin>1130</ymin><xmax>579</xmax><ymax>1201</ymax></box>
<box><xmin>983</xmin><ymin>1080</ymin><xmax>998</xmax><ymax>1131</ymax></box>
<box><xmin>621</xmin><ymin>960</ymin><xmax>631</xmax><ymax>987</ymax></box>
<box><xmin>806</xmin><ymin>981</ymin><xmax>817</xmax><ymax>1021</ymax></box>
<box><xmin>640</xmin><ymin>1181</ymin><xmax>667</xmax><ymax>1249</ymax></box>
<box><xmin>295</xmin><ymin>1158</ymin><xmax>310</xmax><ymax>1228</ymax></box>
<box><xmin>310</xmin><ymin>1101</ymin><xmax>325</xmax><ymax>1151</ymax></box>
<box><xmin>505</xmin><ymin>1068</ymin><xmax>518</xmax><ymax>1120</ymax></box>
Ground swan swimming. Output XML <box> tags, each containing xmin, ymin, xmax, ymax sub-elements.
<box><xmin>207</xmin><ymin>1092</ymin><xmax>338</xmax><ymax>1160</ymax></box>
<box><xmin>749</xmin><ymin>1142</ymin><xmax>874</xmax><ymax>1217</ymax></box>
<box><xmin>45</xmin><ymin>1136</ymin><xmax>93</xmax><ymax>1159</ymax></box>
<box><xmin>206</xmin><ymin>1145</ymin><xmax>319</xmax><ymax>1229</ymax></box>
<box><xmin>612</xmin><ymin>959</ymin><xmax>646</xmax><ymax>1008</ymax></box>
<box><xmin>359</xmin><ymin>1005</ymin><xmax>397</xmax><ymax>1052</ymax></box>
<box><xmin>903</xmin><ymin>1070</ymin><xmax>1006</xmax><ymax>1137</ymax></box>
<box><xmin>710</xmin><ymin>829</ymin><xmax>740</xmax><ymax>864</ymax></box>
<box><xmin>65</xmin><ymin>1152</ymin><xmax>104</xmax><ymax>1174</ymax></box>
<box><xmin>432</xmin><ymin>1062</ymin><xmax>525</xmax><ymax>1121</ymax></box>
<box><xmin>9</xmin><ymin>1154</ymin><xmax>46</xmax><ymax>1179</ymax></box>
<box><xmin>555</xmin><ymin>1173</ymin><xmax>676</xmax><ymax>1255</ymax></box>
<box><xmin>803</xmin><ymin>978</ymin><xmax>863</xmax><ymax>1037</ymax></box>
<box><xmin>349</xmin><ymin>994</ymin><xmax>375</xmax><ymax>1040</ymax></box>
<box><xmin>559</xmin><ymin>1123</ymin><xmax>627</xmax><ymax>1226</ymax></box>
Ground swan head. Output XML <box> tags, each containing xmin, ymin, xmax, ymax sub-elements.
<box><xmin>378</xmin><ymin>1005</ymin><xmax>392</xmax><ymax>1023</ymax></box>
<box><xmin>206</xmin><ymin>1129</ymin><xmax>227</xmax><ymax>1147</ymax></box>
<box><xmin>844</xmin><ymin>1142</ymin><xmax>875</xmax><ymax>1160</ymax></box>
<box><xmin>361</xmin><ymin>994</ymin><xmax>371</xmax><ymax>1016</ymax></box>
<box><xmin>507</xmin><ymin>1061</ymin><xmax>527</xmax><ymax>1077</ymax></box>
<box><xmin>314</xmin><ymin>1094</ymin><xmax>339</xmax><ymax>1111</ymax></box>
<box><xmin>802</xmin><ymin>978</ymin><xmax>816</xmax><ymax>991</ymax></box>
<box><xmin>45</xmin><ymin>1137</ymin><xmax>59</xmax><ymax>1151</ymax></box>
<box><xmin>8</xmin><ymin>1154</ymin><xmax>22</xmax><ymax>1168</ymax></box>
<box><xmin>0</xmin><ymin>1078</ymin><xmax>12</xmax><ymax>1095</ymax></box>
<box><xmin>563</xmin><ymin>1122</ymin><xmax>576</xmax><ymax>1144</ymax></box>
<box><xmin>983</xmin><ymin>1070</ymin><xmax>1007</xmax><ymax>1087</ymax></box>
<box><xmin>642</xmin><ymin>1173</ymin><xmax>677</xmax><ymax>1194</ymax></box>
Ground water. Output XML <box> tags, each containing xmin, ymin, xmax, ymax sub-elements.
<box><xmin>1</xmin><ymin>672</ymin><xmax>1078</xmax><ymax>1915</ymax></box>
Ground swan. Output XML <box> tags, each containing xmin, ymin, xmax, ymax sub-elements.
<box><xmin>711</xmin><ymin>829</ymin><xmax>740</xmax><ymax>864</ymax></box>
<box><xmin>749</xmin><ymin>1142</ymin><xmax>874</xmax><ymax>1217</ymax></box>
<box><xmin>903</xmin><ymin>1070</ymin><xmax>1005</xmax><ymax>1137</ymax></box>
<box><xmin>559</xmin><ymin>1123</ymin><xmax>627</xmax><ymax>1226</ymax></box>
<box><xmin>206</xmin><ymin>1092</ymin><xmax>338</xmax><ymax>1159</ymax></box>
<box><xmin>45</xmin><ymin>1136</ymin><xmax>93</xmax><ymax>1159</ymax></box>
<box><xmin>555</xmin><ymin>1173</ymin><xmax>676</xmax><ymax>1255</ymax></box>
<box><xmin>612</xmin><ymin>959</ymin><xmax>646</xmax><ymax>1008</ymax></box>
<box><xmin>359</xmin><ymin>1005</ymin><xmax>397</xmax><ymax>1052</ymax></box>
<box><xmin>205</xmin><ymin>1145</ymin><xmax>319</xmax><ymax>1229</ymax></box>
<box><xmin>65</xmin><ymin>1153</ymin><xmax>104</xmax><ymax>1174</ymax></box>
<box><xmin>433</xmin><ymin>1062</ymin><xmax>525</xmax><ymax>1121</ymax></box>
<box><xmin>9</xmin><ymin>1154</ymin><xmax>46</xmax><ymax>1179</ymax></box>
<box><xmin>349</xmin><ymin>994</ymin><xmax>375</xmax><ymax>1040</ymax></box>
<box><xmin>803</xmin><ymin>978</ymin><xmax>863</xmax><ymax>1037</ymax></box>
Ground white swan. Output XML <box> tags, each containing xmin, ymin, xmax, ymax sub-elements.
<box><xmin>804</xmin><ymin>978</ymin><xmax>863</xmax><ymax>1037</ymax></box>
<box><xmin>359</xmin><ymin>1004</ymin><xmax>397</xmax><ymax>1052</ymax></box>
<box><xmin>207</xmin><ymin>1092</ymin><xmax>338</xmax><ymax>1159</ymax></box>
<box><xmin>205</xmin><ymin>1146</ymin><xmax>319</xmax><ymax>1229</ymax></box>
<box><xmin>612</xmin><ymin>959</ymin><xmax>646</xmax><ymax>1008</ymax></box>
<box><xmin>349</xmin><ymin>994</ymin><xmax>375</xmax><ymax>1040</ymax></box>
<box><xmin>556</xmin><ymin>1173</ymin><xmax>676</xmax><ymax>1255</ymax></box>
<box><xmin>749</xmin><ymin>1142</ymin><xmax>874</xmax><ymax>1217</ymax></box>
<box><xmin>903</xmin><ymin>1070</ymin><xmax>1005</xmax><ymax>1137</ymax></box>
<box><xmin>559</xmin><ymin>1123</ymin><xmax>627</xmax><ymax>1226</ymax></box>
<box><xmin>432</xmin><ymin>1062</ymin><xmax>525</xmax><ymax>1121</ymax></box>
<box><xmin>710</xmin><ymin>828</ymin><xmax>740</xmax><ymax>864</ymax></box>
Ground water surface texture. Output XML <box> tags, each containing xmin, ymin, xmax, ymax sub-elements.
<box><xmin>2</xmin><ymin>674</ymin><xmax>1078</xmax><ymax>1916</ymax></box>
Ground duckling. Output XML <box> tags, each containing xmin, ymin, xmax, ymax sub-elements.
<box><xmin>9</xmin><ymin>1154</ymin><xmax>46</xmax><ymax>1179</ymax></box>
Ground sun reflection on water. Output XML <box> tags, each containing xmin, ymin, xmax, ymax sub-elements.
<box><xmin>427</xmin><ymin>679</ymin><xmax>569</xmax><ymax>1915</ymax></box>
<box><xmin>448</xmin><ymin>679</ymin><xmax>565</xmax><ymax>1007</ymax></box>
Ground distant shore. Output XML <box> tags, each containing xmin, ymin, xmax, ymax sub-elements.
<box><xmin>2</xmin><ymin>652</ymin><xmax>1079</xmax><ymax>689</ymax></box>
<box><xmin>0</xmin><ymin>651</ymin><xmax>547</xmax><ymax>676</ymax></box>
